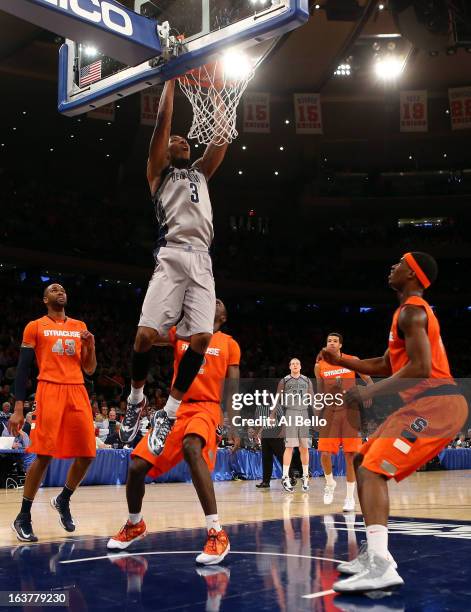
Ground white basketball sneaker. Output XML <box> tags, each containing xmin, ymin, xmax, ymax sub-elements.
<box><xmin>342</xmin><ymin>497</ymin><xmax>355</xmax><ymax>512</ymax></box>
<box><xmin>323</xmin><ymin>480</ymin><xmax>337</xmax><ymax>504</ymax></box>
<box><xmin>334</xmin><ymin>552</ymin><xmax>403</xmax><ymax>593</ymax></box>
<box><xmin>337</xmin><ymin>541</ymin><xmax>398</xmax><ymax>576</ymax></box>
<box><xmin>301</xmin><ymin>476</ymin><xmax>310</xmax><ymax>492</ymax></box>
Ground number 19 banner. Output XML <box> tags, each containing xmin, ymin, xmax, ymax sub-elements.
<box><xmin>294</xmin><ymin>93</ymin><xmax>323</xmax><ymax>134</ymax></box>
<box><xmin>400</xmin><ymin>90</ymin><xmax>428</xmax><ymax>132</ymax></box>
<box><xmin>243</xmin><ymin>93</ymin><xmax>270</xmax><ymax>133</ymax></box>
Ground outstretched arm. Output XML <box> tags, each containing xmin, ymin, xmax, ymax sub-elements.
<box><xmin>346</xmin><ymin>305</ymin><xmax>431</xmax><ymax>403</ymax></box>
<box><xmin>147</xmin><ymin>80</ymin><xmax>175</xmax><ymax>195</ymax></box>
<box><xmin>320</xmin><ymin>348</ymin><xmax>392</xmax><ymax>378</ymax></box>
<box><xmin>193</xmin><ymin>92</ymin><xmax>229</xmax><ymax>180</ymax></box>
<box><xmin>194</xmin><ymin>141</ymin><xmax>229</xmax><ymax>181</ymax></box>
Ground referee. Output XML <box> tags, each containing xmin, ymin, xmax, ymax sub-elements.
<box><xmin>254</xmin><ymin>401</ymin><xmax>285</xmax><ymax>488</ymax></box>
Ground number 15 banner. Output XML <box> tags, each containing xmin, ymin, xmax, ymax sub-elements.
<box><xmin>400</xmin><ymin>90</ymin><xmax>428</xmax><ymax>132</ymax></box>
<box><xmin>243</xmin><ymin>93</ymin><xmax>270</xmax><ymax>133</ymax></box>
<box><xmin>294</xmin><ymin>93</ymin><xmax>323</xmax><ymax>134</ymax></box>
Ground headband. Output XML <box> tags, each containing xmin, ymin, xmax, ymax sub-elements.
<box><xmin>404</xmin><ymin>252</ymin><xmax>431</xmax><ymax>289</ymax></box>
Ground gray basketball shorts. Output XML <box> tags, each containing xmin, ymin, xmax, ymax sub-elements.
<box><xmin>139</xmin><ymin>245</ymin><xmax>216</xmax><ymax>337</ymax></box>
<box><xmin>284</xmin><ymin>409</ymin><xmax>311</xmax><ymax>448</ymax></box>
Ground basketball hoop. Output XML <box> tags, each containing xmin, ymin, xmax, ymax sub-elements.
<box><xmin>177</xmin><ymin>53</ymin><xmax>256</xmax><ymax>146</ymax></box>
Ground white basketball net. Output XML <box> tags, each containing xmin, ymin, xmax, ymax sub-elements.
<box><xmin>178</xmin><ymin>60</ymin><xmax>255</xmax><ymax>146</ymax></box>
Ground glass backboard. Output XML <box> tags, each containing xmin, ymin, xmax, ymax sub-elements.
<box><xmin>58</xmin><ymin>0</ymin><xmax>309</xmax><ymax>116</ymax></box>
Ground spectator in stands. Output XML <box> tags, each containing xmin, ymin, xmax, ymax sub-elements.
<box><xmin>91</xmin><ymin>401</ymin><xmax>99</xmax><ymax>418</ymax></box>
<box><xmin>0</xmin><ymin>385</ymin><xmax>12</xmax><ymax>404</ymax></box>
<box><xmin>107</xmin><ymin>408</ymin><xmax>118</xmax><ymax>436</ymax></box>
<box><xmin>105</xmin><ymin>422</ymin><xmax>123</xmax><ymax>448</ymax></box>
<box><xmin>0</xmin><ymin>402</ymin><xmax>11</xmax><ymax>424</ymax></box>
<box><xmin>23</xmin><ymin>412</ymin><xmax>33</xmax><ymax>436</ymax></box>
<box><xmin>2</xmin><ymin>419</ymin><xmax>30</xmax><ymax>450</ymax></box>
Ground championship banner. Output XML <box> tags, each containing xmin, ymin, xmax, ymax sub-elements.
<box><xmin>448</xmin><ymin>86</ymin><xmax>471</xmax><ymax>131</ymax></box>
<box><xmin>294</xmin><ymin>93</ymin><xmax>323</xmax><ymax>134</ymax></box>
<box><xmin>400</xmin><ymin>90</ymin><xmax>428</xmax><ymax>132</ymax></box>
<box><xmin>140</xmin><ymin>86</ymin><xmax>162</xmax><ymax>126</ymax></box>
<box><xmin>243</xmin><ymin>92</ymin><xmax>270</xmax><ymax>133</ymax></box>
<box><xmin>87</xmin><ymin>102</ymin><xmax>115</xmax><ymax>121</ymax></box>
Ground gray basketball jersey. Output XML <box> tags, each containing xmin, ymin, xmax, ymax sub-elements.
<box><xmin>281</xmin><ymin>375</ymin><xmax>312</xmax><ymax>410</ymax></box>
<box><xmin>153</xmin><ymin>164</ymin><xmax>213</xmax><ymax>251</ymax></box>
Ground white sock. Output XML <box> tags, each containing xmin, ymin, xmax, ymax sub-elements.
<box><xmin>302</xmin><ymin>464</ymin><xmax>309</xmax><ymax>477</ymax></box>
<box><xmin>282</xmin><ymin>465</ymin><xmax>290</xmax><ymax>478</ymax></box>
<box><xmin>129</xmin><ymin>387</ymin><xmax>144</xmax><ymax>405</ymax></box>
<box><xmin>128</xmin><ymin>512</ymin><xmax>142</xmax><ymax>525</ymax></box>
<box><xmin>366</xmin><ymin>524</ymin><xmax>388</xmax><ymax>559</ymax></box>
<box><xmin>164</xmin><ymin>395</ymin><xmax>181</xmax><ymax>419</ymax></box>
<box><xmin>346</xmin><ymin>481</ymin><xmax>356</xmax><ymax>500</ymax></box>
<box><xmin>325</xmin><ymin>472</ymin><xmax>335</xmax><ymax>486</ymax></box>
<box><xmin>205</xmin><ymin>514</ymin><xmax>222</xmax><ymax>532</ymax></box>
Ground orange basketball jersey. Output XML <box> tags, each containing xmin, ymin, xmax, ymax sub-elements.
<box><xmin>317</xmin><ymin>353</ymin><xmax>357</xmax><ymax>391</ymax></box>
<box><xmin>168</xmin><ymin>327</ymin><xmax>241</xmax><ymax>403</ymax></box>
<box><xmin>22</xmin><ymin>316</ymin><xmax>88</xmax><ymax>384</ymax></box>
<box><xmin>388</xmin><ymin>295</ymin><xmax>454</xmax><ymax>401</ymax></box>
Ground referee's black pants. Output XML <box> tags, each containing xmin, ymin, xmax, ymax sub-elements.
<box><xmin>261</xmin><ymin>437</ymin><xmax>285</xmax><ymax>483</ymax></box>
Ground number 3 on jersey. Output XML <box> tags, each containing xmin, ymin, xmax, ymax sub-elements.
<box><xmin>189</xmin><ymin>182</ymin><xmax>199</xmax><ymax>204</ymax></box>
<box><xmin>52</xmin><ymin>338</ymin><xmax>76</xmax><ymax>356</ymax></box>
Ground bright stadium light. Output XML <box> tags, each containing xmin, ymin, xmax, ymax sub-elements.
<box><xmin>84</xmin><ymin>46</ymin><xmax>98</xmax><ymax>58</ymax></box>
<box><xmin>222</xmin><ymin>50</ymin><xmax>252</xmax><ymax>80</ymax></box>
<box><xmin>334</xmin><ymin>63</ymin><xmax>351</xmax><ymax>76</ymax></box>
<box><xmin>374</xmin><ymin>56</ymin><xmax>404</xmax><ymax>80</ymax></box>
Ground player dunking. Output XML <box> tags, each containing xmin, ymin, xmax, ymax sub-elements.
<box><xmin>10</xmin><ymin>284</ymin><xmax>97</xmax><ymax>542</ymax></box>
<box><xmin>315</xmin><ymin>333</ymin><xmax>373</xmax><ymax>511</ymax></box>
<box><xmin>108</xmin><ymin>299</ymin><xmax>240</xmax><ymax>564</ymax></box>
<box><xmin>120</xmin><ymin>79</ymin><xmax>229</xmax><ymax>454</ymax></box>
<box><xmin>320</xmin><ymin>253</ymin><xmax>468</xmax><ymax>592</ymax></box>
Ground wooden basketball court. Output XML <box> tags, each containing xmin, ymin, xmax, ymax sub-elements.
<box><xmin>1</xmin><ymin>471</ymin><xmax>470</xmax><ymax>543</ymax></box>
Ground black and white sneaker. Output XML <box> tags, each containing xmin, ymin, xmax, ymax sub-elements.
<box><xmin>281</xmin><ymin>476</ymin><xmax>294</xmax><ymax>493</ymax></box>
<box><xmin>51</xmin><ymin>497</ymin><xmax>76</xmax><ymax>532</ymax></box>
<box><xmin>147</xmin><ymin>409</ymin><xmax>175</xmax><ymax>456</ymax></box>
<box><xmin>120</xmin><ymin>396</ymin><xmax>148</xmax><ymax>443</ymax></box>
<box><xmin>11</xmin><ymin>513</ymin><xmax>38</xmax><ymax>542</ymax></box>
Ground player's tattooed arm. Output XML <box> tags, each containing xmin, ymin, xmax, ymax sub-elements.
<box><xmin>314</xmin><ymin>362</ymin><xmax>324</xmax><ymax>393</ymax></box>
<box><xmin>80</xmin><ymin>330</ymin><xmax>97</xmax><ymax>376</ymax></box>
<box><xmin>147</xmin><ymin>80</ymin><xmax>175</xmax><ymax>194</ymax></box>
<box><xmin>11</xmin><ymin>343</ymin><xmax>35</xmax><ymax>435</ymax></box>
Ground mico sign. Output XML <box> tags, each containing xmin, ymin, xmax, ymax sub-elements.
<box><xmin>43</xmin><ymin>0</ymin><xmax>133</xmax><ymax>36</ymax></box>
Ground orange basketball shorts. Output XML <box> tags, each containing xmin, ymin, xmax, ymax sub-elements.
<box><xmin>29</xmin><ymin>381</ymin><xmax>96</xmax><ymax>459</ymax></box>
<box><xmin>360</xmin><ymin>393</ymin><xmax>468</xmax><ymax>482</ymax></box>
<box><xmin>317</xmin><ymin>407</ymin><xmax>362</xmax><ymax>454</ymax></box>
<box><xmin>132</xmin><ymin>401</ymin><xmax>221</xmax><ymax>479</ymax></box>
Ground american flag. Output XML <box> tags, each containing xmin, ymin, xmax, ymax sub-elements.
<box><xmin>79</xmin><ymin>60</ymin><xmax>102</xmax><ymax>88</ymax></box>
